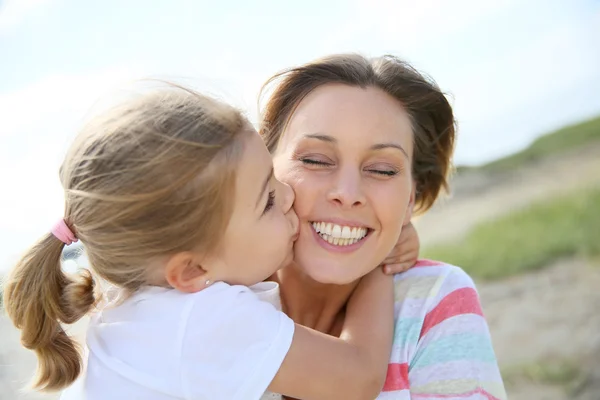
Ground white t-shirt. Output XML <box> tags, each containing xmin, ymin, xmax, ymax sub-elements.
<box><xmin>61</xmin><ymin>281</ymin><xmax>293</xmax><ymax>400</ymax></box>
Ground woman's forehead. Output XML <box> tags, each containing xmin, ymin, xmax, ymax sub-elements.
<box><xmin>283</xmin><ymin>84</ymin><xmax>414</xmax><ymax>152</ymax></box>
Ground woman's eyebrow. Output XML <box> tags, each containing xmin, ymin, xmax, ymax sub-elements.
<box><xmin>303</xmin><ymin>133</ymin><xmax>336</xmax><ymax>143</ymax></box>
<box><xmin>303</xmin><ymin>133</ymin><xmax>408</xmax><ymax>158</ymax></box>
<box><xmin>370</xmin><ymin>143</ymin><xmax>408</xmax><ymax>158</ymax></box>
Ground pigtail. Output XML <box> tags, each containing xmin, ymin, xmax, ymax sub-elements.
<box><xmin>2</xmin><ymin>233</ymin><xmax>95</xmax><ymax>391</ymax></box>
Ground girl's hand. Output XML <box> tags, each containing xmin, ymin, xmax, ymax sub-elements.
<box><xmin>381</xmin><ymin>222</ymin><xmax>420</xmax><ymax>275</ymax></box>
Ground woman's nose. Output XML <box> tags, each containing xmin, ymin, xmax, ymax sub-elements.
<box><xmin>326</xmin><ymin>167</ymin><xmax>366</xmax><ymax>209</ymax></box>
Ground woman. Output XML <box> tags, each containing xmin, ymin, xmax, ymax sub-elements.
<box><xmin>262</xmin><ymin>54</ymin><xmax>507</xmax><ymax>399</ymax></box>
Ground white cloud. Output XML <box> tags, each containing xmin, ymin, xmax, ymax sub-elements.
<box><xmin>319</xmin><ymin>0</ymin><xmax>600</xmax><ymax>164</ymax></box>
<box><xmin>321</xmin><ymin>0</ymin><xmax>519</xmax><ymax>54</ymax></box>
<box><xmin>449</xmin><ymin>7</ymin><xmax>600</xmax><ymax>163</ymax></box>
<box><xmin>0</xmin><ymin>0</ymin><xmax>52</xmax><ymax>31</ymax></box>
<box><xmin>1</xmin><ymin>0</ymin><xmax>599</xmax><ymax>273</ymax></box>
<box><xmin>0</xmin><ymin>65</ymin><xmax>146</xmax><ymax>137</ymax></box>
<box><xmin>0</xmin><ymin>66</ymin><xmax>146</xmax><ymax>271</ymax></box>
<box><xmin>0</xmin><ymin>62</ymin><xmax>254</xmax><ymax>272</ymax></box>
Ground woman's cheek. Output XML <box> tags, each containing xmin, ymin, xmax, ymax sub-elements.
<box><xmin>379</xmin><ymin>184</ymin><xmax>411</xmax><ymax>237</ymax></box>
<box><xmin>289</xmin><ymin>177</ymin><xmax>318</xmax><ymax>216</ymax></box>
<box><xmin>273</xmin><ymin>157</ymin><xmax>303</xmax><ymax>186</ymax></box>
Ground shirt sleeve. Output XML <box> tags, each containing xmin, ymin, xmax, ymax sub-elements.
<box><xmin>408</xmin><ymin>266</ymin><xmax>508</xmax><ymax>400</ymax></box>
<box><xmin>179</xmin><ymin>284</ymin><xmax>295</xmax><ymax>400</ymax></box>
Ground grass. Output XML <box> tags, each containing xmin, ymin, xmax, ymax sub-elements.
<box><xmin>457</xmin><ymin>115</ymin><xmax>600</xmax><ymax>173</ymax></box>
<box><xmin>502</xmin><ymin>359</ymin><xmax>584</xmax><ymax>393</ymax></box>
<box><xmin>422</xmin><ymin>187</ymin><xmax>600</xmax><ymax>280</ymax></box>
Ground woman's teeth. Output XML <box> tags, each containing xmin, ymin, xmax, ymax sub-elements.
<box><xmin>311</xmin><ymin>222</ymin><xmax>368</xmax><ymax>246</ymax></box>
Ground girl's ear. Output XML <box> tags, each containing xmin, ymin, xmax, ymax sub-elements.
<box><xmin>164</xmin><ymin>252</ymin><xmax>212</xmax><ymax>293</ymax></box>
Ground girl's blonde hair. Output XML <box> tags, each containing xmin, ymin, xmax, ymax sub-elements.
<box><xmin>2</xmin><ymin>84</ymin><xmax>248</xmax><ymax>391</ymax></box>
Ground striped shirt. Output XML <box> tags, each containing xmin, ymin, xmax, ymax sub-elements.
<box><xmin>377</xmin><ymin>260</ymin><xmax>507</xmax><ymax>400</ymax></box>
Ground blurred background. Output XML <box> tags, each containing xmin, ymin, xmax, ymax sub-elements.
<box><xmin>1</xmin><ymin>0</ymin><xmax>599</xmax><ymax>399</ymax></box>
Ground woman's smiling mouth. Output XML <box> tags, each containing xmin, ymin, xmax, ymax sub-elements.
<box><xmin>310</xmin><ymin>221</ymin><xmax>370</xmax><ymax>247</ymax></box>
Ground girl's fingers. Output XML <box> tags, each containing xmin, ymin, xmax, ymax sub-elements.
<box><xmin>383</xmin><ymin>262</ymin><xmax>412</xmax><ymax>275</ymax></box>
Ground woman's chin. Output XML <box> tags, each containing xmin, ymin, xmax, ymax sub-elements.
<box><xmin>292</xmin><ymin>231</ymin><xmax>384</xmax><ymax>284</ymax></box>
<box><xmin>292</xmin><ymin>251</ymin><xmax>375</xmax><ymax>285</ymax></box>
<box><xmin>297</xmin><ymin>259</ymin><xmax>368</xmax><ymax>285</ymax></box>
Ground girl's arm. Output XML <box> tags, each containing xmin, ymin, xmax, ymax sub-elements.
<box><xmin>268</xmin><ymin>267</ymin><xmax>394</xmax><ymax>400</ymax></box>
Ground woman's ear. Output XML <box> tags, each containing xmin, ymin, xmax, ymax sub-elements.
<box><xmin>164</xmin><ymin>252</ymin><xmax>212</xmax><ymax>293</ymax></box>
<box><xmin>403</xmin><ymin>181</ymin><xmax>417</xmax><ymax>226</ymax></box>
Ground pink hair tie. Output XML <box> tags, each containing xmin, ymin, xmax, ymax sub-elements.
<box><xmin>51</xmin><ymin>219</ymin><xmax>78</xmax><ymax>245</ymax></box>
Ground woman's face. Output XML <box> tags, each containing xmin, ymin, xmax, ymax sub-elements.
<box><xmin>272</xmin><ymin>84</ymin><xmax>415</xmax><ymax>284</ymax></box>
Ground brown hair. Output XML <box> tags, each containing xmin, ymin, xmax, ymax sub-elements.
<box><xmin>259</xmin><ymin>53</ymin><xmax>456</xmax><ymax>214</ymax></box>
<box><xmin>2</xmin><ymin>84</ymin><xmax>248</xmax><ymax>391</ymax></box>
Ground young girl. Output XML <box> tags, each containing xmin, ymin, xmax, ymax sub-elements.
<box><xmin>2</xmin><ymin>85</ymin><xmax>406</xmax><ymax>400</ymax></box>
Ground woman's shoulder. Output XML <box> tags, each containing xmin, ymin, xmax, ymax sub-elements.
<box><xmin>387</xmin><ymin>260</ymin><xmax>486</xmax><ymax>361</ymax></box>
<box><xmin>386</xmin><ymin>260</ymin><xmax>506</xmax><ymax>399</ymax></box>
<box><xmin>392</xmin><ymin>259</ymin><xmax>477</xmax><ymax>301</ymax></box>
<box><xmin>390</xmin><ymin>259</ymin><xmax>484</xmax><ymax>340</ymax></box>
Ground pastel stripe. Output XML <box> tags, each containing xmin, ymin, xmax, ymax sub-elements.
<box><xmin>375</xmin><ymin>264</ymin><xmax>506</xmax><ymax>399</ymax></box>
<box><xmin>409</xmin><ymin>360</ymin><xmax>504</xmax><ymax>385</ymax></box>
<box><xmin>420</xmin><ymin>288</ymin><xmax>483</xmax><ymax>339</ymax></box>
<box><xmin>414</xmin><ymin>259</ymin><xmax>446</xmax><ymax>267</ymax></box>
<box><xmin>396</xmin><ymin>265</ymin><xmax>453</xmax><ymax>280</ymax></box>
<box><xmin>418</xmin><ymin>268</ymin><xmax>477</xmax><ymax>313</ymax></box>
<box><xmin>393</xmin><ymin>317</ymin><xmax>422</xmax><ymax>345</ymax></box>
<box><xmin>376</xmin><ymin>390</ymin><xmax>410</xmax><ymax>400</ymax></box>
<box><xmin>394</xmin><ymin>276</ymin><xmax>441</xmax><ymax>301</ymax></box>
<box><xmin>411</xmin><ymin>381</ymin><xmax>505</xmax><ymax>400</ymax></box>
<box><xmin>382</xmin><ymin>363</ymin><xmax>409</xmax><ymax>391</ymax></box>
<box><xmin>394</xmin><ymin>297</ymin><xmax>440</xmax><ymax>319</ymax></box>
<box><xmin>418</xmin><ymin>314</ymin><xmax>489</xmax><ymax>350</ymax></box>
<box><xmin>411</xmin><ymin>333</ymin><xmax>498</xmax><ymax>370</ymax></box>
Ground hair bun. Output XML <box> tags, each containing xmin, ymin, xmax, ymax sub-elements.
<box><xmin>60</xmin><ymin>269</ymin><xmax>96</xmax><ymax>324</ymax></box>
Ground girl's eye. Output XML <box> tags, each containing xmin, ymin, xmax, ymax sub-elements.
<box><xmin>263</xmin><ymin>190</ymin><xmax>276</xmax><ymax>214</ymax></box>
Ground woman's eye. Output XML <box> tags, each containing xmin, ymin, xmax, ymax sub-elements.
<box><xmin>300</xmin><ymin>157</ymin><xmax>398</xmax><ymax>176</ymax></box>
<box><xmin>263</xmin><ymin>190</ymin><xmax>276</xmax><ymax>214</ymax></box>
<box><xmin>368</xmin><ymin>169</ymin><xmax>398</xmax><ymax>176</ymax></box>
<box><xmin>300</xmin><ymin>158</ymin><xmax>332</xmax><ymax>166</ymax></box>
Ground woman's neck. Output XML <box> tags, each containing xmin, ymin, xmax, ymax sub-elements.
<box><xmin>272</xmin><ymin>263</ymin><xmax>360</xmax><ymax>335</ymax></box>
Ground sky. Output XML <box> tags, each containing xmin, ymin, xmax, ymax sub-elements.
<box><xmin>1</xmin><ymin>0</ymin><xmax>599</xmax><ymax>272</ymax></box>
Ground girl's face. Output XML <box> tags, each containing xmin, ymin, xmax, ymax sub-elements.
<box><xmin>273</xmin><ymin>84</ymin><xmax>415</xmax><ymax>284</ymax></box>
<box><xmin>210</xmin><ymin>130</ymin><xmax>299</xmax><ymax>286</ymax></box>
